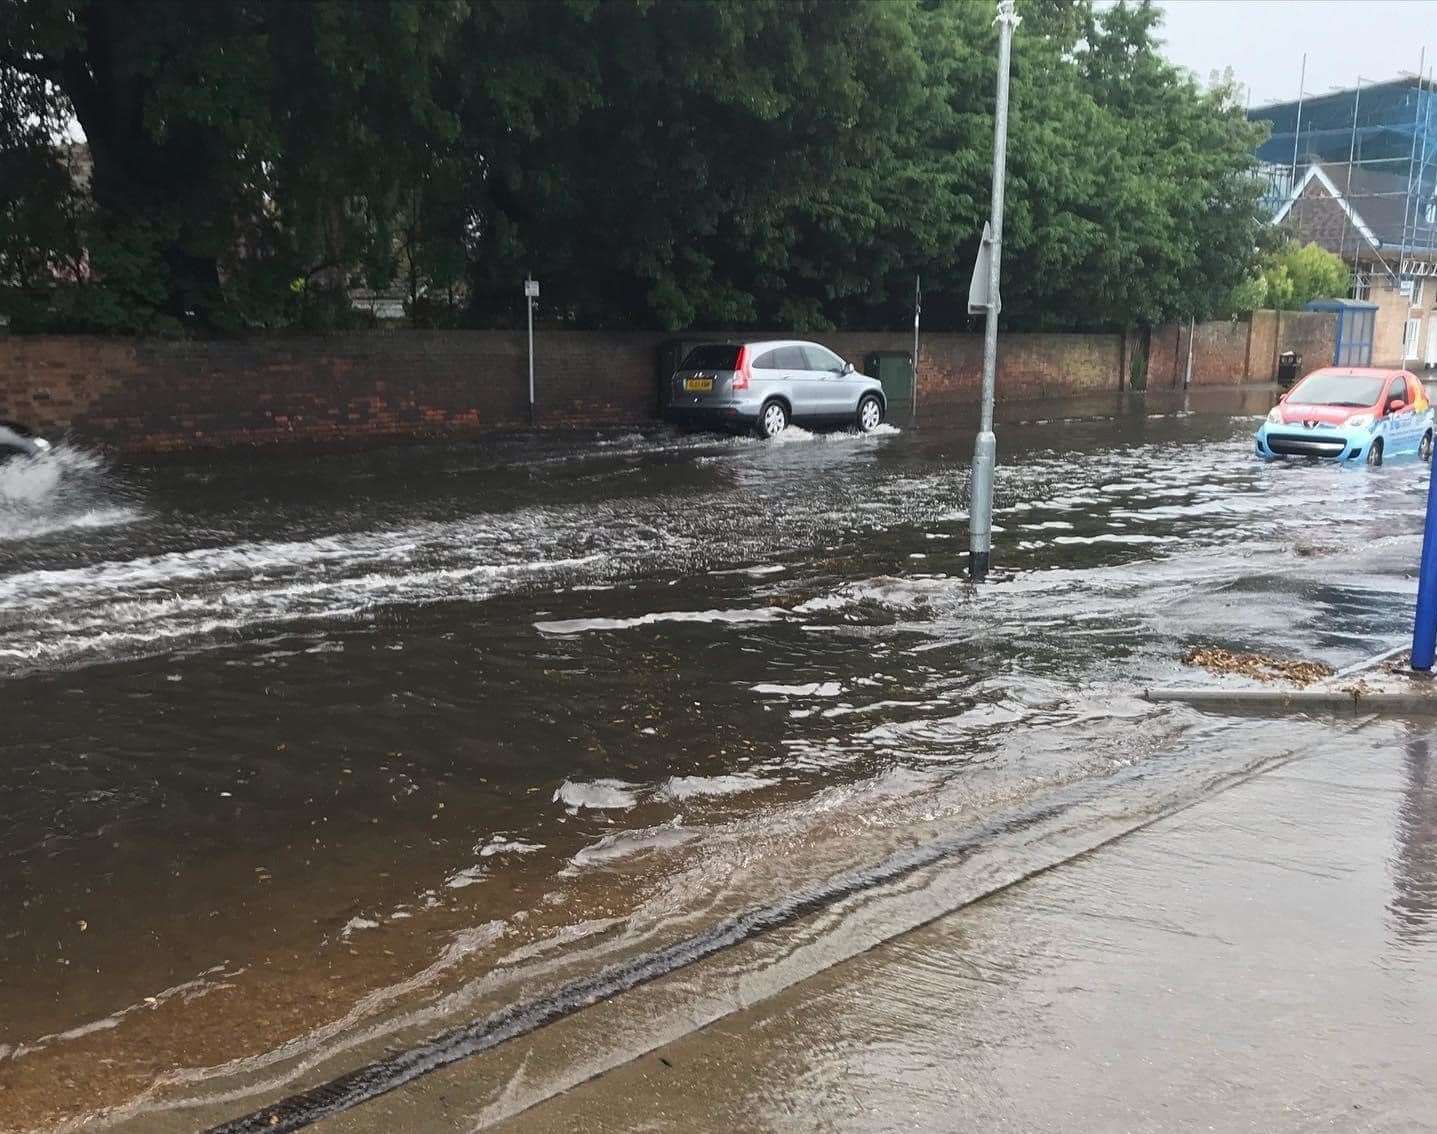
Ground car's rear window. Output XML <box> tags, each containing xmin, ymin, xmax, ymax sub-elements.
<box><xmin>1290</xmin><ymin>372</ymin><xmax>1385</xmax><ymax>407</ymax></box>
<box><xmin>679</xmin><ymin>345</ymin><xmax>741</xmax><ymax>371</ymax></box>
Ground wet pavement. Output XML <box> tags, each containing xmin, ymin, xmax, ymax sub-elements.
<box><xmin>463</xmin><ymin>727</ymin><xmax>1437</xmax><ymax>1134</ymax></box>
<box><xmin>2</xmin><ymin>387</ymin><xmax>1434</xmax><ymax>1131</ymax></box>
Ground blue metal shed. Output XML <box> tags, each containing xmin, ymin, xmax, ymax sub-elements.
<box><xmin>1304</xmin><ymin>297</ymin><xmax>1378</xmax><ymax>366</ymax></box>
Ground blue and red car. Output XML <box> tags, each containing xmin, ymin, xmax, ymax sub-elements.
<box><xmin>1255</xmin><ymin>367</ymin><xmax>1434</xmax><ymax>466</ymax></box>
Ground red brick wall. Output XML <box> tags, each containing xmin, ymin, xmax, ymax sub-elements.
<box><xmin>1146</xmin><ymin>320</ymin><xmax>1252</xmax><ymax>388</ymax></box>
<box><xmin>0</xmin><ymin>324</ymin><xmax>1256</xmax><ymax>454</ymax></box>
<box><xmin>1145</xmin><ymin>310</ymin><xmax>1338</xmax><ymax>388</ymax></box>
<box><xmin>1279</xmin><ymin>310</ymin><xmax>1339</xmax><ymax>376</ymax></box>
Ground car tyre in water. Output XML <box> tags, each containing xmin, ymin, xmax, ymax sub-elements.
<box><xmin>758</xmin><ymin>399</ymin><xmax>789</xmax><ymax>440</ymax></box>
<box><xmin>857</xmin><ymin>394</ymin><xmax>884</xmax><ymax>433</ymax></box>
<box><xmin>1421</xmin><ymin>431</ymin><xmax>1433</xmax><ymax>462</ymax></box>
<box><xmin>1367</xmin><ymin>438</ymin><xmax>1384</xmax><ymax>467</ymax></box>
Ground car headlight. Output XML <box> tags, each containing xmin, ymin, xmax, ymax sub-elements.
<box><xmin>1266</xmin><ymin>407</ymin><xmax>1283</xmax><ymax>423</ymax></box>
<box><xmin>1346</xmin><ymin>414</ymin><xmax>1374</xmax><ymax>430</ymax></box>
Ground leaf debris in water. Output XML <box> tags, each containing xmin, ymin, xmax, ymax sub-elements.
<box><xmin>1182</xmin><ymin>646</ymin><xmax>1334</xmax><ymax>687</ymax></box>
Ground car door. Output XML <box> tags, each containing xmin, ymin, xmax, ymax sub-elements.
<box><xmin>1386</xmin><ymin>374</ymin><xmax>1415</xmax><ymax>450</ymax></box>
<box><xmin>766</xmin><ymin>344</ymin><xmax>819</xmax><ymax>420</ymax></box>
<box><xmin>1408</xmin><ymin>372</ymin><xmax>1433</xmax><ymax>439</ymax></box>
<box><xmin>801</xmin><ymin>343</ymin><xmax>856</xmax><ymax>418</ymax></box>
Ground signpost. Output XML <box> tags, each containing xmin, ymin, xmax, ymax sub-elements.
<box><xmin>967</xmin><ymin>0</ymin><xmax>1019</xmax><ymax>583</ymax></box>
<box><xmin>524</xmin><ymin>277</ymin><xmax>540</xmax><ymax>426</ymax></box>
<box><xmin>912</xmin><ymin>274</ymin><xmax>921</xmax><ymax>422</ymax></box>
<box><xmin>1413</xmin><ymin>459</ymin><xmax>1437</xmax><ymax>670</ymax></box>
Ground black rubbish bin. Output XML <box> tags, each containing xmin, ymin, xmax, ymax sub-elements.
<box><xmin>1277</xmin><ymin>350</ymin><xmax>1301</xmax><ymax>389</ymax></box>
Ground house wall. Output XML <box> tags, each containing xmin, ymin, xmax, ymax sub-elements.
<box><xmin>1272</xmin><ymin>162</ymin><xmax>1437</xmax><ymax>370</ymax></box>
<box><xmin>1371</xmin><ymin>277</ymin><xmax>1415</xmax><ymax>366</ymax></box>
<box><xmin>1369</xmin><ymin>274</ymin><xmax>1437</xmax><ymax>369</ymax></box>
<box><xmin>1280</xmin><ymin>176</ymin><xmax>1370</xmax><ymax>262</ymax></box>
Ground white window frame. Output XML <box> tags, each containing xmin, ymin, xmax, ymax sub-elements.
<box><xmin>1353</xmin><ymin>271</ymin><xmax>1372</xmax><ymax>301</ymax></box>
<box><xmin>1404</xmin><ymin>317</ymin><xmax>1422</xmax><ymax>361</ymax></box>
<box><xmin>1413</xmin><ymin>278</ymin><xmax>1426</xmax><ymax>308</ymax></box>
<box><xmin>1400</xmin><ymin>278</ymin><xmax>1416</xmax><ymax>299</ymax></box>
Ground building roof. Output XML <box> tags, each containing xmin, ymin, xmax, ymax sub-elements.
<box><xmin>1304</xmin><ymin>297</ymin><xmax>1378</xmax><ymax>311</ymax></box>
<box><xmin>1275</xmin><ymin>161</ymin><xmax>1437</xmax><ymax>255</ymax></box>
<box><xmin>1249</xmin><ymin>75</ymin><xmax>1427</xmax><ymax>116</ymax></box>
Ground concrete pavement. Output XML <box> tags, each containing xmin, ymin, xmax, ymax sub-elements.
<box><xmin>310</xmin><ymin>719</ymin><xmax>1437</xmax><ymax>1133</ymax></box>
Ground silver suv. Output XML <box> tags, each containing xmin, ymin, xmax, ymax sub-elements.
<box><xmin>665</xmin><ymin>340</ymin><xmax>887</xmax><ymax>438</ymax></box>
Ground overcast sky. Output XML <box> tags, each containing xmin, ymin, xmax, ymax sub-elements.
<box><xmin>1150</xmin><ymin>0</ymin><xmax>1436</xmax><ymax>106</ymax></box>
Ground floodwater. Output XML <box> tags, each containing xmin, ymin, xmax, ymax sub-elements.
<box><xmin>0</xmin><ymin>390</ymin><xmax>1431</xmax><ymax>1131</ymax></box>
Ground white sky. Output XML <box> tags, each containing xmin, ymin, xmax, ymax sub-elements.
<box><xmin>1150</xmin><ymin>0</ymin><xmax>1437</xmax><ymax>106</ymax></box>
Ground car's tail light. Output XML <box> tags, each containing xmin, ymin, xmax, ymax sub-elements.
<box><xmin>731</xmin><ymin>346</ymin><xmax>750</xmax><ymax>391</ymax></box>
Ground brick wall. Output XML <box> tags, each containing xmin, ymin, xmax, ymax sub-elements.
<box><xmin>1145</xmin><ymin>319</ymin><xmax>1251</xmax><ymax>388</ymax></box>
<box><xmin>1279</xmin><ymin>310</ymin><xmax>1339</xmax><ymax>377</ymax></box>
<box><xmin>1145</xmin><ymin>310</ymin><xmax>1338</xmax><ymax>388</ymax></box>
<box><xmin>0</xmin><ymin>321</ymin><xmax>1290</xmax><ymax>454</ymax></box>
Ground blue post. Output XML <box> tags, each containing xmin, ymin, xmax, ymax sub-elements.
<box><xmin>1412</xmin><ymin>462</ymin><xmax>1437</xmax><ymax>670</ymax></box>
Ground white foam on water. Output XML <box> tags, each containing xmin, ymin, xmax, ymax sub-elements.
<box><xmin>790</xmin><ymin>575</ymin><xmax>956</xmax><ymax>616</ymax></box>
<box><xmin>553</xmin><ymin>779</ymin><xmax>640</xmax><ymax>810</ymax></box>
<box><xmin>339</xmin><ymin>917</ymin><xmax>380</xmax><ymax>940</ymax></box>
<box><xmin>478</xmin><ymin>838</ymin><xmax>546</xmax><ymax>857</ymax></box>
<box><xmin>769</xmin><ymin>423</ymin><xmax>900</xmax><ymax>445</ymax></box>
<box><xmin>535</xmin><ymin>607</ymin><xmax>787</xmax><ymax>635</ymax></box>
<box><xmin>751</xmin><ymin>681</ymin><xmax>844</xmax><ymax>698</ymax></box>
<box><xmin>567</xmin><ymin>823</ymin><xmax>699</xmax><ymax>870</ymax></box>
<box><xmin>0</xmin><ymin>446</ymin><xmax>141</xmax><ymax>543</ymax></box>
<box><xmin>653</xmin><ymin>773</ymin><xmax>780</xmax><ymax>801</ymax></box>
<box><xmin>1052</xmin><ymin>533</ymin><xmax>1179</xmax><ymax>546</ymax></box>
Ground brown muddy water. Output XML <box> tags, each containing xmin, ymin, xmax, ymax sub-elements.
<box><xmin>0</xmin><ymin>389</ymin><xmax>1431</xmax><ymax>1131</ymax></box>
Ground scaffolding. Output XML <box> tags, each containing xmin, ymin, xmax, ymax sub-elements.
<box><xmin>1250</xmin><ymin>68</ymin><xmax>1437</xmax><ymax>276</ymax></box>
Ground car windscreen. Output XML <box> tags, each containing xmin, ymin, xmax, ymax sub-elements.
<box><xmin>1289</xmin><ymin>373</ymin><xmax>1384</xmax><ymax>407</ymax></box>
<box><xmin>678</xmin><ymin>345</ymin><xmax>741</xmax><ymax>371</ymax></box>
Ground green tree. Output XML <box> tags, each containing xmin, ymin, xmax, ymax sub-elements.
<box><xmin>1223</xmin><ymin>240</ymin><xmax>1350</xmax><ymax>313</ymax></box>
<box><xmin>1</xmin><ymin>0</ymin><xmax>462</xmax><ymax>331</ymax></box>
<box><xmin>1272</xmin><ymin>240</ymin><xmax>1349</xmax><ymax>308</ymax></box>
<box><xmin>3</xmin><ymin>0</ymin><xmax>1272</xmax><ymax>336</ymax></box>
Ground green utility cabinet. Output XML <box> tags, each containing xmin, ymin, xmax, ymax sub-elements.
<box><xmin>864</xmin><ymin>351</ymin><xmax>914</xmax><ymax>415</ymax></box>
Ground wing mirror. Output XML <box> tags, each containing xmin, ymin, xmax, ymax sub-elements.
<box><xmin>1277</xmin><ymin>392</ymin><xmax>1289</xmax><ymax>403</ymax></box>
<box><xmin>841</xmin><ymin>361</ymin><xmax>855</xmax><ymax>375</ymax></box>
<box><xmin>1388</xmin><ymin>398</ymin><xmax>1407</xmax><ymax>414</ymax></box>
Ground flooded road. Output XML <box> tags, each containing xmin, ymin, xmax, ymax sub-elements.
<box><xmin>1</xmin><ymin>390</ymin><xmax>1431</xmax><ymax>1130</ymax></box>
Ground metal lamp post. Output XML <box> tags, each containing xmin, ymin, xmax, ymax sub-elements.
<box><xmin>524</xmin><ymin>277</ymin><xmax>540</xmax><ymax>426</ymax></box>
<box><xmin>967</xmin><ymin>0</ymin><xmax>1019</xmax><ymax>582</ymax></box>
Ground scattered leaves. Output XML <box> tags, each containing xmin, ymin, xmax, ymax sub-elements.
<box><xmin>1182</xmin><ymin>646</ymin><xmax>1334</xmax><ymax>687</ymax></box>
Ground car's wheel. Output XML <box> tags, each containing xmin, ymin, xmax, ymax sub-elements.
<box><xmin>1367</xmin><ymin>438</ymin><xmax>1384</xmax><ymax>467</ymax></box>
<box><xmin>1421</xmin><ymin>431</ymin><xmax>1433</xmax><ymax>462</ymax></box>
<box><xmin>856</xmin><ymin>394</ymin><xmax>884</xmax><ymax>433</ymax></box>
<box><xmin>757</xmin><ymin>399</ymin><xmax>789</xmax><ymax>439</ymax></box>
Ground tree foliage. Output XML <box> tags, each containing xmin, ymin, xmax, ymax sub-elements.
<box><xmin>1224</xmin><ymin>240</ymin><xmax>1351</xmax><ymax>313</ymax></box>
<box><xmin>1</xmin><ymin>0</ymin><xmax>1270</xmax><ymax>335</ymax></box>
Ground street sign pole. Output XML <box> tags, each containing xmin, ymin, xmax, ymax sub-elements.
<box><xmin>968</xmin><ymin>0</ymin><xmax>1019</xmax><ymax>583</ymax></box>
<box><xmin>1412</xmin><ymin>458</ymin><xmax>1437</xmax><ymax>670</ymax></box>
<box><xmin>912</xmin><ymin>274</ymin><xmax>921</xmax><ymax>422</ymax></box>
<box><xmin>524</xmin><ymin>277</ymin><xmax>540</xmax><ymax>427</ymax></box>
